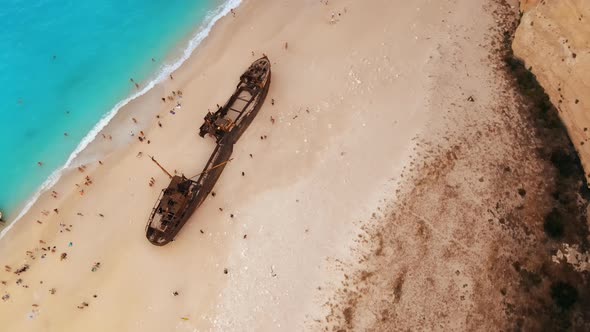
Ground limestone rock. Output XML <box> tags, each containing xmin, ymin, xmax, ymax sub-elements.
<box><xmin>513</xmin><ymin>0</ymin><xmax>590</xmax><ymax>183</ymax></box>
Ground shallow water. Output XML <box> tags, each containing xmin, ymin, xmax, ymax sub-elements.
<box><xmin>0</xmin><ymin>0</ymin><xmax>227</xmax><ymax>218</ymax></box>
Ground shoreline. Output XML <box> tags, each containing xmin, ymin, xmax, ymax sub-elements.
<box><xmin>0</xmin><ymin>0</ymin><xmax>242</xmax><ymax>236</ymax></box>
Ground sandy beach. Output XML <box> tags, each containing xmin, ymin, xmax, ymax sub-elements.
<box><xmin>1</xmin><ymin>0</ymin><xmax>589</xmax><ymax>330</ymax></box>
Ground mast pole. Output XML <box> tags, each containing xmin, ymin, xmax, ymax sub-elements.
<box><xmin>149</xmin><ymin>156</ymin><xmax>173</xmax><ymax>179</ymax></box>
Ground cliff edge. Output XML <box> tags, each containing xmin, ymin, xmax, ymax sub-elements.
<box><xmin>513</xmin><ymin>0</ymin><xmax>590</xmax><ymax>183</ymax></box>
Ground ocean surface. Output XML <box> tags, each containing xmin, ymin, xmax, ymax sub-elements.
<box><xmin>0</xmin><ymin>0</ymin><xmax>239</xmax><ymax>222</ymax></box>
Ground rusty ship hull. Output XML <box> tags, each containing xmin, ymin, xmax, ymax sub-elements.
<box><xmin>146</xmin><ymin>57</ymin><xmax>271</xmax><ymax>246</ymax></box>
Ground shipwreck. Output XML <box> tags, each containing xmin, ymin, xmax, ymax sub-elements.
<box><xmin>145</xmin><ymin>56</ymin><xmax>271</xmax><ymax>246</ymax></box>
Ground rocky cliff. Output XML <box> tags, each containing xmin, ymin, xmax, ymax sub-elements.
<box><xmin>513</xmin><ymin>0</ymin><xmax>590</xmax><ymax>182</ymax></box>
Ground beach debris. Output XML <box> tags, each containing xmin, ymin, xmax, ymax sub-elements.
<box><xmin>2</xmin><ymin>293</ymin><xmax>10</xmax><ymax>301</ymax></box>
<box><xmin>37</xmin><ymin>161</ymin><xmax>43</xmax><ymax>167</ymax></box>
<box><xmin>270</xmin><ymin>116</ymin><xmax>275</xmax><ymax>124</ymax></box>
<box><xmin>99</xmin><ymin>213</ymin><xmax>104</xmax><ymax>218</ymax></box>
<box><xmin>16</xmin><ymin>278</ymin><xmax>23</xmax><ymax>285</ymax></box>
<box><xmin>149</xmin><ymin>177</ymin><xmax>155</xmax><ymax>187</ymax></box>
<box><xmin>199</xmin><ymin>230</ymin><xmax>204</xmax><ymax>234</ymax></box>
<box><xmin>271</xmin><ymin>265</ymin><xmax>277</xmax><ymax>277</ymax></box>
<box><xmin>14</xmin><ymin>264</ymin><xmax>29</xmax><ymax>275</ymax></box>
<box><xmin>173</xmin><ymin>291</ymin><xmax>179</xmax><ymax>296</ymax></box>
<box><xmin>241</xmin><ymin>171</ymin><xmax>245</xmax><ymax>176</ymax></box>
<box><xmin>181</xmin><ymin>317</ymin><xmax>189</xmax><ymax>321</ymax></box>
<box><xmin>467</xmin><ymin>96</ymin><xmax>475</xmax><ymax>102</ymax></box>
<box><xmin>271</xmin><ymin>98</ymin><xmax>275</xmax><ymax>105</ymax></box>
<box><xmin>77</xmin><ymin>302</ymin><xmax>89</xmax><ymax>309</ymax></box>
<box><xmin>60</xmin><ymin>253</ymin><xmax>67</xmax><ymax>261</ymax></box>
<box><xmin>4</xmin><ymin>265</ymin><xmax>11</xmax><ymax>272</ymax></box>
<box><xmin>49</xmin><ymin>288</ymin><xmax>56</xmax><ymax>295</ymax></box>
<box><xmin>223</xmin><ymin>268</ymin><xmax>228</xmax><ymax>275</ymax></box>
<box><xmin>26</xmin><ymin>251</ymin><xmax>36</xmax><ymax>260</ymax></box>
<box><xmin>243</xmin><ymin>234</ymin><xmax>247</xmax><ymax>239</ymax></box>
<box><xmin>53</xmin><ymin>208</ymin><xmax>59</xmax><ymax>214</ymax></box>
<box><xmin>0</xmin><ymin>281</ymin><xmax>6</xmax><ymax>285</ymax></box>
<box><xmin>284</xmin><ymin>42</ymin><xmax>288</xmax><ymax>50</ymax></box>
<box><xmin>91</xmin><ymin>262</ymin><xmax>101</xmax><ymax>272</ymax></box>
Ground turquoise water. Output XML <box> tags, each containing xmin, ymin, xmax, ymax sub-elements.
<box><xmin>0</xmin><ymin>0</ymin><xmax>232</xmax><ymax>219</ymax></box>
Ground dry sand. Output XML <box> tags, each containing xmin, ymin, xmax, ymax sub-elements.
<box><xmin>1</xmin><ymin>0</ymin><xmax>588</xmax><ymax>331</ymax></box>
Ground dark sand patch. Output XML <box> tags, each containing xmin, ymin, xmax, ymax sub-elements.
<box><xmin>321</xmin><ymin>0</ymin><xmax>590</xmax><ymax>331</ymax></box>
